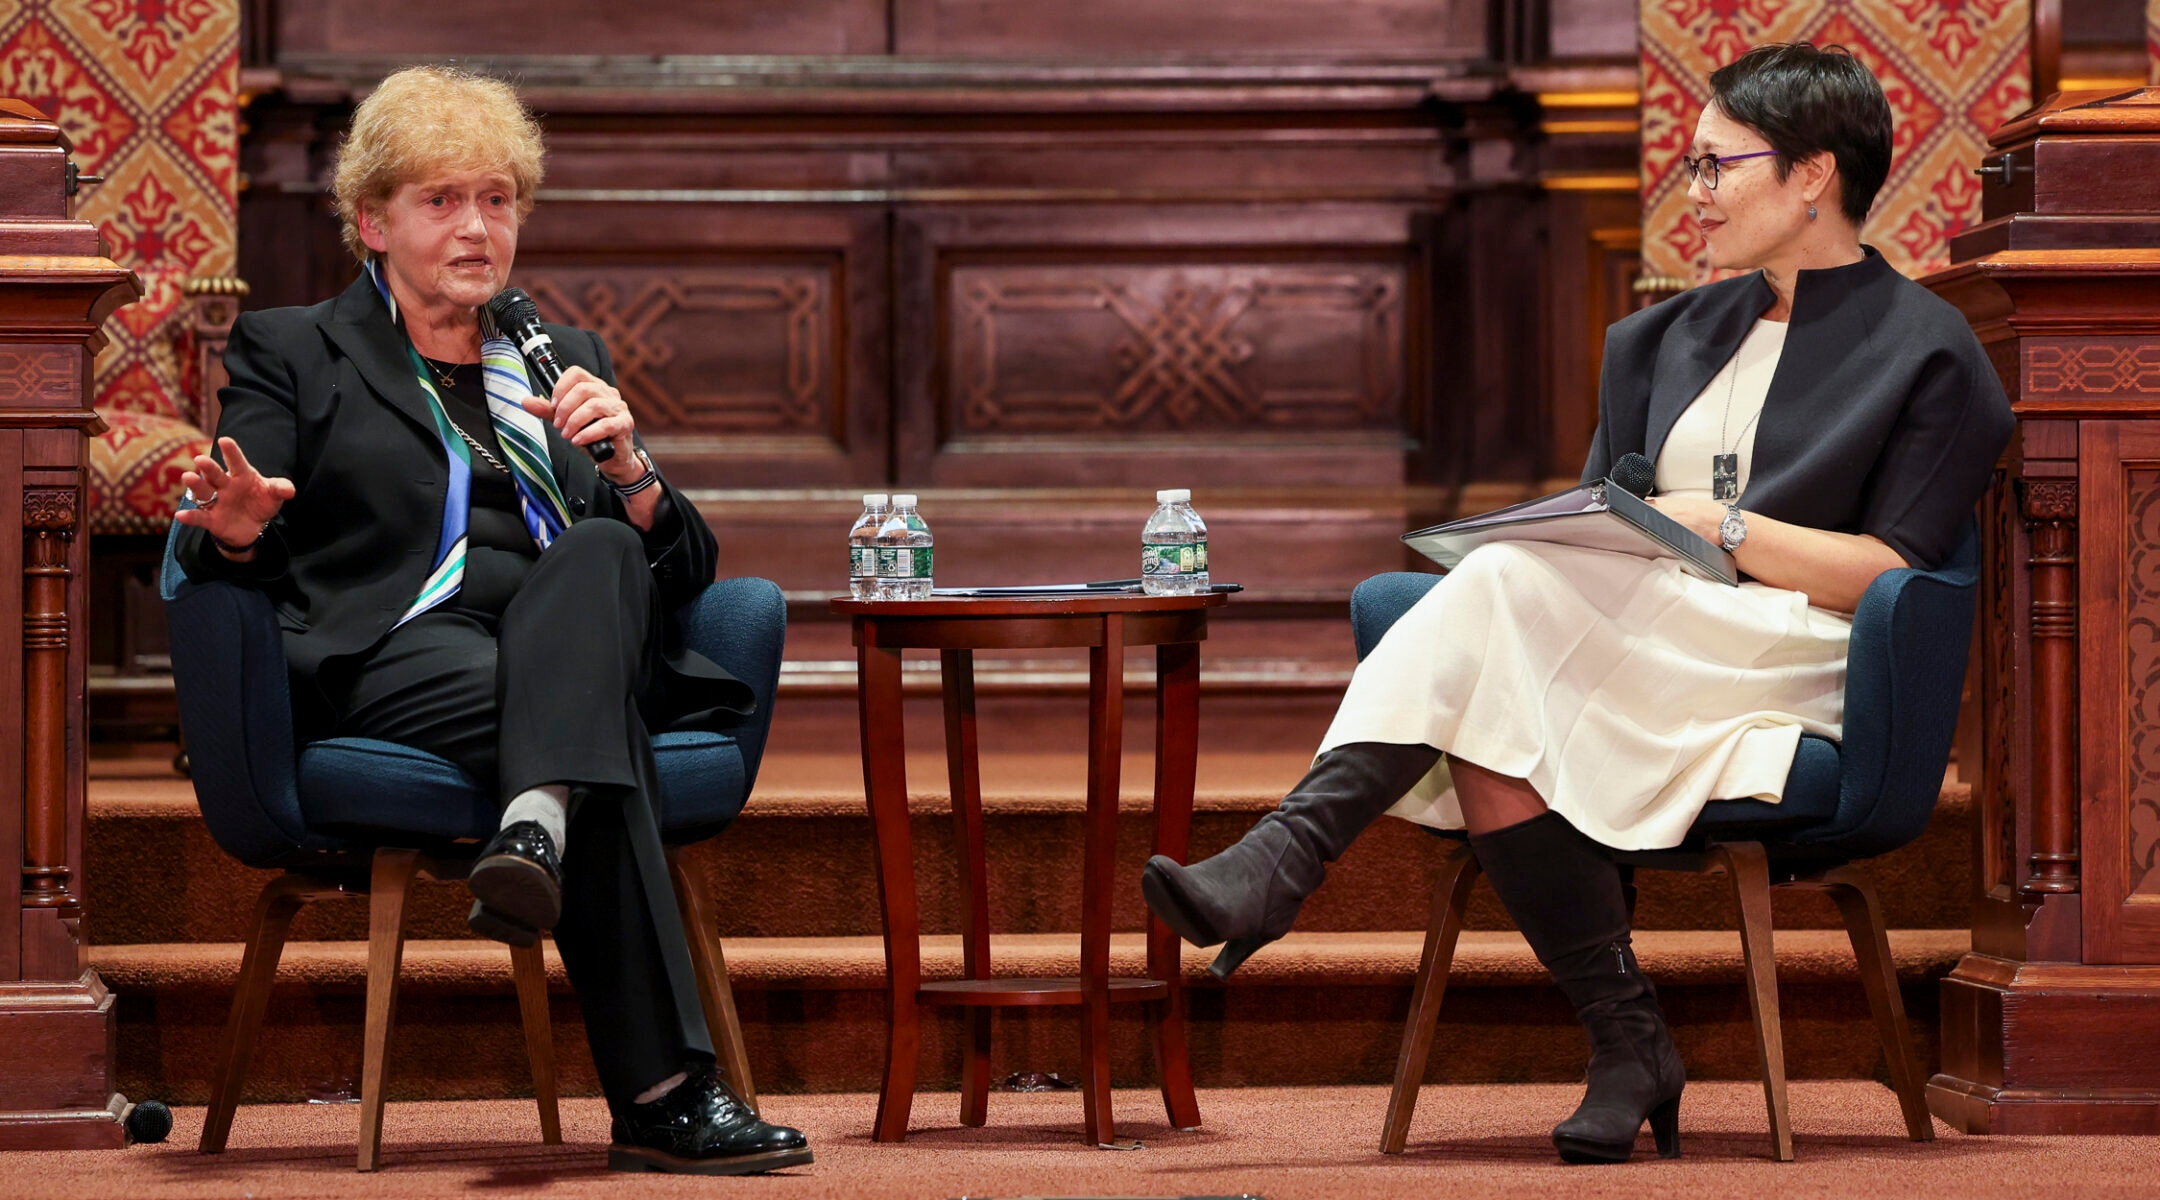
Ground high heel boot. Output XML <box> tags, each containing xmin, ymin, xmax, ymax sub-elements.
<box><xmin>1141</xmin><ymin>742</ymin><xmax>1439</xmax><ymax>978</ymax></box>
<box><xmin>1469</xmin><ymin>810</ymin><xmax>1685</xmax><ymax>1163</ymax></box>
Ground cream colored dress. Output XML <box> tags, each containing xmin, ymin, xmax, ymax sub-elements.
<box><xmin>1319</xmin><ymin>317</ymin><xmax>1856</xmax><ymax>850</ymax></box>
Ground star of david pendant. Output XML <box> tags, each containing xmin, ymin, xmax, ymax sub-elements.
<box><xmin>1712</xmin><ymin>453</ymin><xmax>1740</xmax><ymax>502</ymax></box>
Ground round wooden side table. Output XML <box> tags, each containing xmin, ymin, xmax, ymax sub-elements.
<box><xmin>832</xmin><ymin>591</ymin><xmax>1229</xmax><ymax>1145</ymax></box>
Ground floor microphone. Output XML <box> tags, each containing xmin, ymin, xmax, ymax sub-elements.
<box><xmin>1611</xmin><ymin>452</ymin><xmax>1656</xmax><ymax>499</ymax></box>
<box><xmin>485</xmin><ymin>288</ymin><xmax>614</xmax><ymax>463</ymax></box>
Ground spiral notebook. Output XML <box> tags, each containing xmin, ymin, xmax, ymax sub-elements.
<box><xmin>1400</xmin><ymin>481</ymin><xmax>1739</xmax><ymax>586</ymax></box>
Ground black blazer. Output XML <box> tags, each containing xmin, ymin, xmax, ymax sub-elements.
<box><xmin>176</xmin><ymin>272</ymin><xmax>752</xmax><ymax>723</ymax></box>
<box><xmin>1582</xmin><ymin>248</ymin><xmax>2013</xmax><ymax>571</ymax></box>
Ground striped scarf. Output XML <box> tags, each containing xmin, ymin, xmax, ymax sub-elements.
<box><xmin>367</xmin><ymin>262</ymin><xmax>575</xmax><ymax>625</ymax></box>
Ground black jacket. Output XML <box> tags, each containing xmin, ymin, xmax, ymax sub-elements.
<box><xmin>1582</xmin><ymin>248</ymin><xmax>2013</xmax><ymax>571</ymax></box>
<box><xmin>176</xmin><ymin>272</ymin><xmax>752</xmax><ymax>722</ymax></box>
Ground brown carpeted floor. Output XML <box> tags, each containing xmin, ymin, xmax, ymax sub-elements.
<box><xmin>4</xmin><ymin>1084</ymin><xmax>2154</xmax><ymax>1199</ymax></box>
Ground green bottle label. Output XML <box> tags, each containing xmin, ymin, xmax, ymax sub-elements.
<box><xmin>1144</xmin><ymin>542</ymin><xmax>1202</xmax><ymax>576</ymax></box>
<box><xmin>851</xmin><ymin>546</ymin><xmax>873</xmax><ymax>579</ymax></box>
<box><xmin>914</xmin><ymin>546</ymin><xmax>934</xmax><ymax>578</ymax></box>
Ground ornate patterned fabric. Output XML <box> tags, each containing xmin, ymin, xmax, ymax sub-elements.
<box><xmin>0</xmin><ymin>0</ymin><xmax>237</xmax><ymax>533</ymax></box>
<box><xmin>1639</xmin><ymin>0</ymin><xmax>2031</xmax><ymax>286</ymax></box>
<box><xmin>2149</xmin><ymin>0</ymin><xmax>2159</xmax><ymax>85</ymax></box>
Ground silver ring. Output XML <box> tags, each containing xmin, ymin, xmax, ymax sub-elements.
<box><xmin>195</xmin><ymin>491</ymin><xmax>219</xmax><ymax>511</ymax></box>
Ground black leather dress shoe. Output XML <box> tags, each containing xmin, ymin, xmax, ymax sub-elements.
<box><xmin>466</xmin><ymin>821</ymin><xmax>562</xmax><ymax>946</ymax></box>
<box><xmin>609</xmin><ymin>1065</ymin><xmax>814</xmax><ymax>1175</ymax></box>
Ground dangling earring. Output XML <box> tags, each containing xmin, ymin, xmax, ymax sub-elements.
<box><xmin>1807</xmin><ymin>203</ymin><xmax>1818</xmax><ymax>222</ymax></box>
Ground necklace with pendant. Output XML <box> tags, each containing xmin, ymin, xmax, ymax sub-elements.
<box><xmin>1713</xmin><ymin>348</ymin><xmax>1764</xmax><ymax>503</ymax></box>
<box><xmin>420</xmin><ymin>355</ymin><xmax>463</xmax><ymax>390</ymax></box>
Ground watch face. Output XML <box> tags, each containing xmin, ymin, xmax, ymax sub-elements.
<box><xmin>1720</xmin><ymin>510</ymin><xmax>1745</xmax><ymax>549</ymax></box>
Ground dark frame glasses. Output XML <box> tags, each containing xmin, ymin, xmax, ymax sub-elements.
<box><xmin>1680</xmin><ymin>149</ymin><xmax>1780</xmax><ymax>191</ymax></box>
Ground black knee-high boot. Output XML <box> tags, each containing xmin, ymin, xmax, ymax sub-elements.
<box><xmin>1142</xmin><ymin>741</ymin><xmax>1440</xmax><ymax>978</ymax></box>
<box><xmin>1469</xmin><ymin>810</ymin><xmax>1685</xmax><ymax>1164</ymax></box>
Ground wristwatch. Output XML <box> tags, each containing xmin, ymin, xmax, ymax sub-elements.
<box><xmin>1719</xmin><ymin>503</ymin><xmax>1748</xmax><ymax>553</ymax></box>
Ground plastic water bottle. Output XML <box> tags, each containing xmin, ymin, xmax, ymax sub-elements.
<box><xmin>848</xmin><ymin>493</ymin><xmax>889</xmax><ymax>600</ymax></box>
<box><xmin>1142</xmin><ymin>489</ymin><xmax>1208</xmax><ymax>596</ymax></box>
<box><xmin>876</xmin><ymin>493</ymin><xmax>935</xmax><ymax>600</ymax></box>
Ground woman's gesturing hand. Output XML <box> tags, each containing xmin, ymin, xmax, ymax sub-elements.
<box><xmin>175</xmin><ymin>436</ymin><xmax>296</xmax><ymax>560</ymax></box>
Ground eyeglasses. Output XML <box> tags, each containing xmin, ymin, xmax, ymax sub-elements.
<box><xmin>1680</xmin><ymin>149</ymin><xmax>1780</xmax><ymax>191</ymax></box>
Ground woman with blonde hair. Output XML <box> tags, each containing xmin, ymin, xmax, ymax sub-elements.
<box><xmin>174</xmin><ymin>65</ymin><xmax>811</xmax><ymax>1175</ymax></box>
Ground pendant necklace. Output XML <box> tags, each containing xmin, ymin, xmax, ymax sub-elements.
<box><xmin>1713</xmin><ymin>345</ymin><xmax>1763</xmax><ymax>503</ymax></box>
<box><xmin>420</xmin><ymin>356</ymin><xmax>462</xmax><ymax>390</ymax></box>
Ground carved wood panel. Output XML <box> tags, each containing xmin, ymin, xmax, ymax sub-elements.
<box><xmin>2127</xmin><ymin>467</ymin><xmax>2160</xmax><ymax>896</ymax></box>
<box><xmin>0</xmin><ymin>347</ymin><xmax>73</xmax><ymax>406</ymax></box>
<box><xmin>2027</xmin><ymin>338</ymin><xmax>2160</xmax><ymax>399</ymax></box>
<box><xmin>2082</xmin><ymin>421</ymin><xmax>2160</xmax><ymax>962</ymax></box>
<box><xmin>514</xmin><ymin>203</ymin><xmax>889</xmax><ymax>489</ymax></box>
<box><xmin>521</xmin><ymin>267</ymin><xmax>833</xmax><ymax>438</ymax></box>
<box><xmin>947</xmin><ymin>262</ymin><xmax>1404</xmax><ymax>436</ymax></box>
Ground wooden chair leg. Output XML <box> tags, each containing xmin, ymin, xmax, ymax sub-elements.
<box><xmin>357</xmin><ymin>849</ymin><xmax>420</xmax><ymax>1172</ymax></box>
<box><xmin>199</xmin><ymin>872</ymin><xmax>338</xmax><ymax>1153</ymax></box>
<box><xmin>509</xmin><ymin>940</ymin><xmax>562</xmax><ymax>1144</ymax></box>
<box><xmin>1380</xmin><ymin>842</ymin><xmax>1482</xmax><ymax>1155</ymax></box>
<box><xmin>669</xmin><ymin>847</ymin><xmax>758</xmax><ymax>1114</ymax></box>
<box><xmin>1820</xmin><ymin>866</ymin><xmax>1934</xmax><ymax>1142</ymax></box>
<box><xmin>1714</xmin><ymin>842</ymin><xmax>1793</xmax><ymax>1162</ymax></box>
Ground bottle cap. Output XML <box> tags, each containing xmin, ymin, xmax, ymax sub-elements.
<box><xmin>1156</xmin><ymin>488</ymin><xmax>1190</xmax><ymax>504</ymax></box>
<box><xmin>864</xmin><ymin>493</ymin><xmax>889</xmax><ymax>506</ymax></box>
<box><xmin>893</xmin><ymin>493</ymin><xmax>918</xmax><ymax>507</ymax></box>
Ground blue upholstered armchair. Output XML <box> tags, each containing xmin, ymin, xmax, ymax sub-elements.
<box><xmin>1363</xmin><ymin>525</ymin><xmax>1978</xmax><ymax>1162</ymax></box>
<box><xmin>160</xmin><ymin>519</ymin><xmax>785</xmax><ymax>1170</ymax></box>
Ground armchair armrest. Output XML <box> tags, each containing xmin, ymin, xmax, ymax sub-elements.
<box><xmin>162</xmin><ymin>522</ymin><xmax>313</xmax><ymax>866</ymax></box>
<box><xmin>1791</xmin><ymin>522</ymin><xmax>1981</xmax><ymax>858</ymax></box>
<box><xmin>671</xmin><ymin>577</ymin><xmax>787</xmax><ymax>789</ymax></box>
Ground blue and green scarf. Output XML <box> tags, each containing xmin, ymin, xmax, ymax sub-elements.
<box><xmin>368</xmin><ymin>261</ymin><xmax>575</xmax><ymax>625</ymax></box>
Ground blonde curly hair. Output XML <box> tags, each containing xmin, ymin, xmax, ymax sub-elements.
<box><xmin>331</xmin><ymin>65</ymin><xmax>546</xmax><ymax>263</ymax></box>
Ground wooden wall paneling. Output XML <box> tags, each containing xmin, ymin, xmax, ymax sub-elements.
<box><xmin>888</xmin><ymin>0</ymin><xmax>1489</xmax><ymax>59</ymax></box>
<box><xmin>893</xmin><ymin>204</ymin><xmax>1427</xmax><ymax>490</ymax></box>
<box><xmin>0</xmin><ymin>424</ymin><xmax>16</xmax><ymax>984</ymax></box>
<box><xmin>514</xmin><ymin>202</ymin><xmax>889</xmax><ymax>490</ymax></box>
<box><xmin>1428</xmin><ymin>187</ymin><xmax>1548</xmax><ymax>494</ymax></box>
<box><xmin>1539</xmin><ymin>186</ymin><xmax>1639</xmax><ymax>486</ymax></box>
<box><xmin>2084</xmin><ymin>420</ymin><xmax>2160</xmax><ymax>963</ymax></box>
<box><xmin>274</xmin><ymin>0</ymin><xmax>890</xmax><ymax>59</ymax></box>
<box><xmin>234</xmin><ymin>96</ymin><xmax>355</xmax><ymax>317</ymax></box>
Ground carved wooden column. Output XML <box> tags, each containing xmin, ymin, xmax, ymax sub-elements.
<box><xmin>0</xmin><ymin>100</ymin><xmax>141</xmax><ymax>1149</ymax></box>
<box><xmin>1925</xmin><ymin>87</ymin><xmax>2160</xmax><ymax>1134</ymax></box>
<box><xmin>2019</xmin><ymin>478</ymin><xmax>2079</xmax><ymax>895</ymax></box>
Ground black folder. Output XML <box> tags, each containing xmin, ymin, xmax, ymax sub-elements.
<box><xmin>1400</xmin><ymin>481</ymin><xmax>1739</xmax><ymax>586</ymax></box>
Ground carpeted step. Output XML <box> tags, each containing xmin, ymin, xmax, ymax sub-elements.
<box><xmin>93</xmin><ymin>928</ymin><xmax>1966</xmax><ymax>1105</ymax></box>
<box><xmin>82</xmin><ymin>754</ymin><xmax>1975</xmax><ymax>945</ymax></box>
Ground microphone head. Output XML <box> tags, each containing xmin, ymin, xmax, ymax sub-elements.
<box><xmin>1611</xmin><ymin>452</ymin><xmax>1656</xmax><ymax>499</ymax></box>
<box><xmin>485</xmin><ymin>287</ymin><xmax>545</xmax><ymax>336</ymax></box>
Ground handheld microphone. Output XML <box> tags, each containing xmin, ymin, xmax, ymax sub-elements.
<box><xmin>1610</xmin><ymin>452</ymin><xmax>1656</xmax><ymax>499</ymax></box>
<box><xmin>485</xmin><ymin>287</ymin><xmax>613</xmax><ymax>463</ymax></box>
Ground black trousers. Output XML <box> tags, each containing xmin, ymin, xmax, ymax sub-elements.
<box><xmin>318</xmin><ymin>519</ymin><xmax>714</xmax><ymax>1110</ymax></box>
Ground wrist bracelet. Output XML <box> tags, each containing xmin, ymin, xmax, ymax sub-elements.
<box><xmin>608</xmin><ymin>450</ymin><xmax>661</xmax><ymax>497</ymax></box>
<box><xmin>213</xmin><ymin>524</ymin><xmax>266</xmax><ymax>555</ymax></box>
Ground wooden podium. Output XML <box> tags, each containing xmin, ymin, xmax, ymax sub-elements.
<box><xmin>1925</xmin><ymin>87</ymin><xmax>2160</xmax><ymax>1134</ymax></box>
<box><xmin>0</xmin><ymin>99</ymin><xmax>142</xmax><ymax>1149</ymax></box>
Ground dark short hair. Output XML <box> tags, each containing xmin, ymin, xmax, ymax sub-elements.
<box><xmin>1708</xmin><ymin>43</ymin><xmax>1893</xmax><ymax>225</ymax></box>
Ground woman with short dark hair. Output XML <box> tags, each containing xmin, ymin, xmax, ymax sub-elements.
<box><xmin>1143</xmin><ymin>43</ymin><xmax>2011</xmax><ymax>1163</ymax></box>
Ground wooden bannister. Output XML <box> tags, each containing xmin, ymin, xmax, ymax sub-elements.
<box><xmin>1926</xmin><ymin>86</ymin><xmax>2160</xmax><ymax>1134</ymax></box>
<box><xmin>0</xmin><ymin>98</ymin><xmax>142</xmax><ymax>1149</ymax></box>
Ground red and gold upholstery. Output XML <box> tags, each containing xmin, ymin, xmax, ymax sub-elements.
<box><xmin>1639</xmin><ymin>0</ymin><xmax>2032</xmax><ymax>288</ymax></box>
<box><xmin>2148</xmin><ymin>0</ymin><xmax>2159</xmax><ymax>85</ymax></box>
<box><xmin>0</xmin><ymin>0</ymin><xmax>239</xmax><ymax>534</ymax></box>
